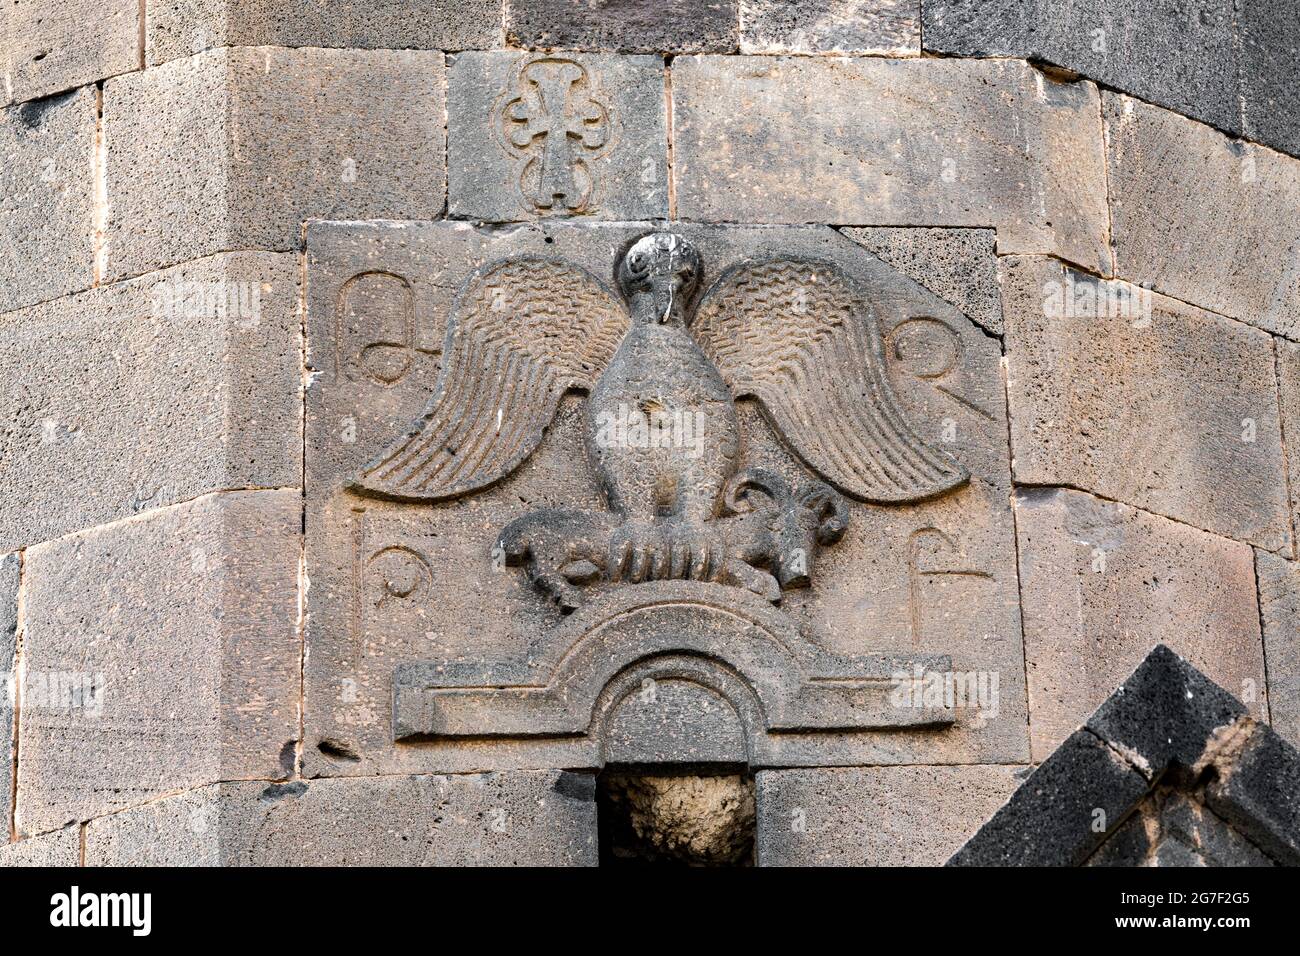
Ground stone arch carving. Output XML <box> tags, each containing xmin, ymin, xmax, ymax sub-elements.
<box><xmin>392</xmin><ymin>582</ymin><xmax>954</xmax><ymax>746</ymax></box>
<box><xmin>590</xmin><ymin>652</ymin><xmax>763</xmax><ymax>767</ymax></box>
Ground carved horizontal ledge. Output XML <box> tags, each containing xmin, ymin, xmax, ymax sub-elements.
<box><xmin>392</xmin><ymin>582</ymin><xmax>953</xmax><ymax>741</ymax></box>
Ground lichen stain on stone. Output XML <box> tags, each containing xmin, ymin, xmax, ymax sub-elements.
<box><xmin>1191</xmin><ymin>716</ymin><xmax>1257</xmax><ymax>783</ymax></box>
<box><xmin>600</xmin><ymin>773</ymin><xmax>756</xmax><ymax>866</ymax></box>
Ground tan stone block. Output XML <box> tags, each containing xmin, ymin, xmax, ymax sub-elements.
<box><xmin>1278</xmin><ymin>338</ymin><xmax>1300</xmax><ymax>554</ymax></box>
<box><xmin>0</xmin><ymin>253</ymin><xmax>301</xmax><ymax>552</ymax></box>
<box><xmin>146</xmin><ymin>0</ymin><xmax>502</xmax><ymax>65</ymax></box>
<box><xmin>755</xmin><ymin>765</ymin><xmax>1025</xmax><ymax>865</ymax></box>
<box><xmin>102</xmin><ymin>47</ymin><xmax>445</xmax><ymax>282</ymax></box>
<box><xmin>85</xmin><ymin>772</ymin><xmax>597</xmax><ymax>866</ymax></box>
<box><xmin>447</xmin><ymin>52</ymin><xmax>668</xmax><ymax>221</ymax></box>
<box><xmin>2</xmin><ymin>0</ymin><xmax>139</xmax><ymax>105</ymax></box>
<box><xmin>0</xmin><ymin>826</ymin><xmax>80</xmax><ymax>867</ymax></box>
<box><xmin>1</xmin><ymin>553</ymin><xmax>16</xmax><ymax>841</ymax></box>
<box><xmin>1002</xmin><ymin>255</ymin><xmax>1290</xmax><ymax>551</ymax></box>
<box><xmin>1105</xmin><ymin>93</ymin><xmax>1300</xmax><ymax>338</ymax></box>
<box><xmin>673</xmin><ymin>56</ymin><xmax>1110</xmax><ymax>271</ymax></box>
<box><xmin>1256</xmin><ymin>549</ymin><xmax>1300</xmax><ymax>749</ymax></box>
<box><xmin>1016</xmin><ymin>487</ymin><xmax>1267</xmax><ymax>761</ymax></box>
<box><xmin>0</xmin><ymin>87</ymin><xmax>97</xmax><ymax>313</ymax></box>
<box><xmin>16</xmin><ymin>491</ymin><xmax>301</xmax><ymax>834</ymax></box>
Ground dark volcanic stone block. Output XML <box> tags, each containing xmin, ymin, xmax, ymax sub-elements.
<box><xmin>923</xmin><ymin>0</ymin><xmax>1242</xmax><ymax>136</ymax></box>
<box><xmin>1205</xmin><ymin>730</ymin><xmax>1300</xmax><ymax>865</ymax></box>
<box><xmin>947</xmin><ymin>729</ymin><xmax>1149</xmax><ymax>866</ymax></box>
<box><xmin>1085</xmin><ymin>645</ymin><xmax>1248</xmax><ymax>780</ymax></box>
<box><xmin>1238</xmin><ymin>0</ymin><xmax>1300</xmax><ymax>157</ymax></box>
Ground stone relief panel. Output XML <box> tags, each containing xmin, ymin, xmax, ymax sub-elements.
<box><xmin>303</xmin><ymin>221</ymin><xmax>1025</xmax><ymax>777</ymax></box>
<box><xmin>448</xmin><ymin>52</ymin><xmax>669</xmax><ymax>221</ymax></box>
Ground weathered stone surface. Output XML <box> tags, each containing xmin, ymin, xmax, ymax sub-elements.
<box><xmin>1238</xmin><ymin>0</ymin><xmax>1300</xmax><ymax>158</ymax></box>
<box><xmin>601</xmin><ymin>774</ymin><xmax>753</xmax><ymax>865</ymax></box>
<box><xmin>1002</xmin><ymin>255</ymin><xmax>1290</xmax><ymax>550</ymax></box>
<box><xmin>0</xmin><ymin>826</ymin><xmax>80</xmax><ymax>867</ymax></box>
<box><xmin>673</xmin><ymin>56</ymin><xmax>1110</xmax><ymax>272</ymax></box>
<box><xmin>1</xmin><ymin>553</ymin><xmax>17</xmax><ymax>842</ymax></box>
<box><xmin>2</xmin><ymin>0</ymin><xmax>139</xmax><ymax>106</ymax></box>
<box><xmin>922</xmin><ymin>1</ymin><xmax>1241</xmax><ymax>136</ymax></box>
<box><xmin>507</xmin><ymin>0</ymin><xmax>738</xmax><ymax>52</ymax></box>
<box><xmin>957</xmin><ymin>646</ymin><xmax>1300</xmax><ymax>866</ymax></box>
<box><xmin>102</xmin><ymin>47</ymin><xmax>444</xmax><ymax>282</ymax></box>
<box><xmin>1085</xmin><ymin>644</ymin><xmax>1251</xmax><ymax>779</ymax></box>
<box><xmin>16</xmin><ymin>491</ymin><xmax>300</xmax><ymax>835</ymax></box>
<box><xmin>1203</xmin><ymin>727</ymin><xmax>1300</xmax><ymax>865</ymax></box>
<box><xmin>1257</xmin><ymin>550</ymin><xmax>1300</xmax><ymax>749</ymax></box>
<box><xmin>949</xmin><ymin>729</ymin><xmax>1150</xmax><ymax>866</ymax></box>
<box><xmin>448</xmin><ymin>52</ymin><xmax>667</xmax><ymax>221</ymax></box>
<box><xmin>147</xmin><ymin>0</ymin><xmax>502</xmax><ymax>65</ymax></box>
<box><xmin>1280</xmin><ymin>340</ymin><xmax>1300</xmax><ymax>550</ymax></box>
<box><xmin>842</xmin><ymin>227</ymin><xmax>1001</xmax><ymax>335</ymax></box>
<box><xmin>740</xmin><ymin>0</ymin><xmax>919</xmax><ymax>54</ymax></box>
<box><xmin>1015</xmin><ymin>488</ymin><xmax>1267</xmax><ymax>761</ymax></box>
<box><xmin>85</xmin><ymin>772</ymin><xmax>597</xmax><ymax>866</ymax></box>
<box><xmin>1087</xmin><ymin>789</ymin><xmax>1274</xmax><ymax>866</ymax></box>
<box><xmin>756</xmin><ymin>765</ymin><xmax>1024</xmax><ymax>865</ymax></box>
<box><xmin>302</xmin><ymin>220</ymin><xmax>1026</xmax><ymax>775</ymax></box>
<box><xmin>0</xmin><ymin>88</ymin><xmax>97</xmax><ymax>314</ymax></box>
<box><xmin>0</xmin><ymin>253</ymin><xmax>300</xmax><ymax>552</ymax></box>
<box><xmin>1105</xmin><ymin>94</ymin><xmax>1300</xmax><ymax>337</ymax></box>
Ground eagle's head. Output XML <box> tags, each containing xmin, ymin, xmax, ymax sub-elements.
<box><xmin>617</xmin><ymin>232</ymin><xmax>701</xmax><ymax>325</ymax></box>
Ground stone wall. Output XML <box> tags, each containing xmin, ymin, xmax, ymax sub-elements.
<box><xmin>2</xmin><ymin>1</ymin><xmax>1298</xmax><ymax>866</ymax></box>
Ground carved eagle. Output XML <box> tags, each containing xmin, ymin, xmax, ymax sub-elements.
<box><xmin>351</xmin><ymin>232</ymin><xmax>967</xmax><ymax>511</ymax></box>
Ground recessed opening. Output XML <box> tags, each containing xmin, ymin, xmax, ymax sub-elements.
<box><xmin>596</xmin><ymin>766</ymin><xmax>755</xmax><ymax>867</ymax></box>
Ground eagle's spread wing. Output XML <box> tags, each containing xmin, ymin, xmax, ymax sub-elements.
<box><xmin>691</xmin><ymin>258</ymin><xmax>968</xmax><ymax>503</ymax></box>
<box><xmin>352</xmin><ymin>257</ymin><xmax>627</xmax><ymax>502</ymax></box>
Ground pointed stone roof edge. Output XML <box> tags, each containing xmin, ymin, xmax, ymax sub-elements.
<box><xmin>947</xmin><ymin>644</ymin><xmax>1300</xmax><ymax>866</ymax></box>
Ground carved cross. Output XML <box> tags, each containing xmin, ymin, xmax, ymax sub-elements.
<box><xmin>504</xmin><ymin>59</ymin><xmax>610</xmax><ymax>211</ymax></box>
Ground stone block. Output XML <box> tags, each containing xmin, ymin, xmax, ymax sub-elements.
<box><xmin>85</xmin><ymin>772</ymin><xmax>597</xmax><ymax>866</ymax></box>
<box><xmin>1203</xmin><ymin>728</ymin><xmax>1300</xmax><ymax>865</ymax></box>
<box><xmin>1275</xmin><ymin>340</ymin><xmax>1300</xmax><ymax>550</ymax></box>
<box><xmin>841</xmin><ymin>227</ymin><xmax>1001</xmax><ymax>335</ymax></box>
<box><xmin>740</xmin><ymin>0</ymin><xmax>920</xmax><ymax>54</ymax></box>
<box><xmin>0</xmin><ymin>826</ymin><xmax>80</xmax><ymax>867</ymax></box>
<box><xmin>1015</xmin><ymin>488</ymin><xmax>1267</xmax><ymax>761</ymax></box>
<box><xmin>1</xmin><ymin>553</ymin><xmax>17</xmax><ymax>841</ymax></box>
<box><xmin>672</xmin><ymin>56</ymin><xmax>1110</xmax><ymax>272</ymax></box>
<box><xmin>0</xmin><ymin>88</ymin><xmax>97</xmax><ymax>314</ymax></box>
<box><xmin>2</xmin><ymin>0</ymin><xmax>139</xmax><ymax>106</ymax></box>
<box><xmin>1002</xmin><ymin>255</ymin><xmax>1290</xmax><ymax>550</ymax></box>
<box><xmin>0</xmin><ymin>253</ymin><xmax>301</xmax><ymax>552</ymax></box>
<box><xmin>948</xmin><ymin>729</ymin><xmax>1150</xmax><ymax>866</ymax></box>
<box><xmin>301</xmin><ymin>219</ymin><xmax>1026</xmax><ymax>776</ymax></box>
<box><xmin>1087</xmin><ymin>789</ymin><xmax>1275</xmax><ymax>866</ymax></box>
<box><xmin>1255</xmin><ymin>550</ymin><xmax>1300</xmax><ymax>748</ymax></box>
<box><xmin>755</xmin><ymin>765</ymin><xmax>1025</xmax><ymax>865</ymax></box>
<box><xmin>1105</xmin><ymin>93</ymin><xmax>1300</xmax><ymax>337</ymax></box>
<box><xmin>1084</xmin><ymin>644</ymin><xmax>1251</xmax><ymax>779</ymax></box>
<box><xmin>447</xmin><ymin>52</ymin><xmax>667</xmax><ymax>221</ymax></box>
<box><xmin>102</xmin><ymin>47</ymin><xmax>445</xmax><ymax>282</ymax></box>
<box><xmin>922</xmin><ymin>1</ymin><xmax>1241</xmax><ymax>136</ymax></box>
<box><xmin>1237</xmin><ymin>0</ymin><xmax>1300</xmax><ymax>158</ymax></box>
<box><xmin>506</xmin><ymin>0</ymin><xmax>738</xmax><ymax>53</ymax></box>
<box><xmin>146</xmin><ymin>0</ymin><xmax>503</xmax><ymax>65</ymax></box>
<box><xmin>16</xmin><ymin>491</ymin><xmax>301</xmax><ymax>835</ymax></box>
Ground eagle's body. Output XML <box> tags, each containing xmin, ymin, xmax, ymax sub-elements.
<box><xmin>587</xmin><ymin>319</ymin><xmax>738</xmax><ymax>524</ymax></box>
